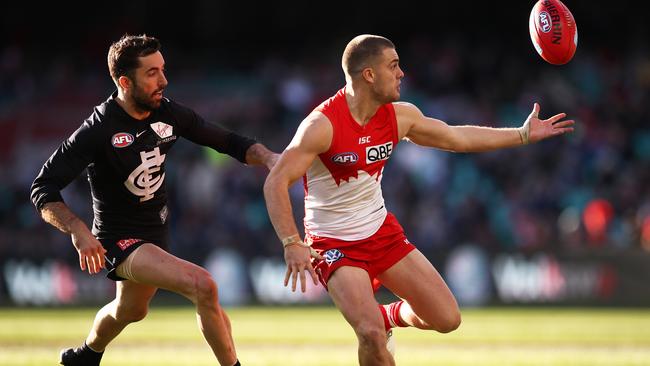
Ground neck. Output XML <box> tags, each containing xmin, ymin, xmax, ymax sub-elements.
<box><xmin>345</xmin><ymin>84</ymin><xmax>382</xmax><ymax>127</ymax></box>
<box><xmin>116</xmin><ymin>89</ymin><xmax>151</xmax><ymax>120</ymax></box>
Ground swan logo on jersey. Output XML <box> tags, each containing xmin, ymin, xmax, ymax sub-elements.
<box><xmin>332</xmin><ymin>152</ymin><xmax>359</xmax><ymax>165</ymax></box>
<box><xmin>366</xmin><ymin>142</ymin><xmax>393</xmax><ymax>164</ymax></box>
<box><xmin>111</xmin><ymin>132</ymin><xmax>134</xmax><ymax>148</ymax></box>
<box><xmin>324</xmin><ymin>249</ymin><xmax>344</xmax><ymax>265</ymax></box>
<box><xmin>124</xmin><ymin>147</ymin><xmax>166</xmax><ymax>202</ymax></box>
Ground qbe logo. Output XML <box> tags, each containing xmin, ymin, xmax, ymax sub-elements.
<box><xmin>366</xmin><ymin>142</ymin><xmax>393</xmax><ymax>164</ymax></box>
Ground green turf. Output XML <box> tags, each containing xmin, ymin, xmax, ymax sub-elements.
<box><xmin>1</xmin><ymin>306</ymin><xmax>649</xmax><ymax>365</ymax></box>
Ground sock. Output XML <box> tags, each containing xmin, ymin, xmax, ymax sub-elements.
<box><xmin>84</xmin><ymin>342</ymin><xmax>104</xmax><ymax>354</ymax></box>
<box><xmin>386</xmin><ymin>300</ymin><xmax>408</xmax><ymax>328</ymax></box>
<box><xmin>80</xmin><ymin>342</ymin><xmax>104</xmax><ymax>363</ymax></box>
<box><xmin>232</xmin><ymin>360</ymin><xmax>241</xmax><ymax>366</ymax></box>
<box><xmin>378</xmin><ymin>304</ymin><xmax>391</xmax><ymax>332</ymax></box>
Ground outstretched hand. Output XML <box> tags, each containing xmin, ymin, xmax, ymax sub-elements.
<box><xmin>523</xmin><ymin>103</ymin><xmax>575</xmax><ymax>144</ymax></box>
<box><xmin>283</xmin><ymin>244</ymin><xmax>322</xmax><ymax>292</ymax></box>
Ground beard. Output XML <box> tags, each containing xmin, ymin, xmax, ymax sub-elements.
<box><xmin>131</xmin><ymin>81</ymin><xmax>163</xmax><ymax>112</ymax></box>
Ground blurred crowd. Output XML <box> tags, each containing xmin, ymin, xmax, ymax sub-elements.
<box><xmin>1</xmin><ymin>32</ymin><xmax>649</xmax><ymax>271</ymax></box>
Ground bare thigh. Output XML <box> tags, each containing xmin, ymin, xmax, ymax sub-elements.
<box><xmin>328</xmin><ymin>266</ymin><xmax>384</xmax><ymax>331</ymax></box>
<box><xmin>377</xmin><ymin>249</ymin><xmax>460</xmax><ymax>330</ymax></box>
<box><xmin>124</xmin><ymin>243</ymin><xmax>213</xmax><ymax>299</ymax></box>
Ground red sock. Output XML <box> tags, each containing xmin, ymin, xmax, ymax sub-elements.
<box><xmin>378</xmin><ymin>303</ymin><xmax>391</xmax><ymax>332</ymax></box>
<box><xmin>387</xmin><ymin>300</ymin><xmax>408</xmax><ymax>328</ymax></box>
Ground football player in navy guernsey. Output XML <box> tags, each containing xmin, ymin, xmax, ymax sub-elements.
<box><xmin>30</xmin><ymin>34</ymin><xmax>277</xmax><ymax>366</ymax></box>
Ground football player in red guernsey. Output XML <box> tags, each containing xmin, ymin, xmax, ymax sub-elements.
<box><xmin>264</xmin><ymin>34</ymin><xmax>574</xmax><ymax>365</ymax></box>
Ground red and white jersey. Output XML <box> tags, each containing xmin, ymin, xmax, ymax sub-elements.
<box><xmin>304</xmin><ymin>88</ymin><xmax>399</xmax><ymax>240</ymax></box>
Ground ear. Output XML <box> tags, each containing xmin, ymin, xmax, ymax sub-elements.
<box><xmin>117</xmin><ymin>75</ymin><xmax>131</xmax><ymax>92</ymax></box>
<box><xmin>361</xmin><ymin>67</ymin><xmax>375</xmax><ymax>83</ymax></box>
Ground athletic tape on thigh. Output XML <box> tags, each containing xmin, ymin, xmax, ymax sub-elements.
<box><xmin>115</xmin><ymin>245</ymin><xmax>143</xmax><ymax>281</ymax></box>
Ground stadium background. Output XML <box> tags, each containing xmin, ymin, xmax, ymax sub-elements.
<box><xmin>1</xmin><ymin>0</ymin><xmax>649</xmax><ymax>309</ymax></box>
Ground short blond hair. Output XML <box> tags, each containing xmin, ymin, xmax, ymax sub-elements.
<box><xmin>341</xmin><ymin>35</ymin><xmax>395</xmax><ymax>77</ymax></box>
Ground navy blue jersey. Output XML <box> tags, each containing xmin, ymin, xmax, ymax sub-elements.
<box><xmin>30</xmin><ymin>92</ymin><xmax>256</xmax><ymax>243</ymax></box>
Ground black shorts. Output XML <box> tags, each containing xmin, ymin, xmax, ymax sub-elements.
<box><xmin>100</xmin><ymin>236</ymin><xmax>169</xmax><ymax>281</ymax></box>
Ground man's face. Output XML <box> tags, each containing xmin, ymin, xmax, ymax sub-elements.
<box><xmin>129</xmin><ymin>51</ymin><xmax>168</xmax><ymax>112</ymax></box>
<box><xmin>370</xmin><ymin>47</ymin><xmax>404</xmax><ymax>103</ymax></box>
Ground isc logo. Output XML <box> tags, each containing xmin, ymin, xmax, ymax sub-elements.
<box><xmin>331</xmin><ymin>152</ymin><xmax>359</xmax><ymax>165</ymax></box>
<box><xmin>366</xmin><ymin>142</ymin><xmax>393</xmax><ymax>164</ymax></box>
<box><xmin>111</xmin><ymin>132</ymin><xmax>134</xmax><ymax>148</ymax></box>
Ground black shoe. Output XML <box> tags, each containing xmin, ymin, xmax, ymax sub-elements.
<box><xmin>59</xmin><ymin>344</ymin><xmax>103</xmax><ymax>365</ymax></box>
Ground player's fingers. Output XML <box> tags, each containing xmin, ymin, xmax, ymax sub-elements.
<box><xmin>546</xmin><ymin>113</ymin><xmax>567</xmax><ymax>124</ymax></box>
<box><xmin>284</xmin><ymin>266</ymin><xmax>291</xmax><ymax>287</ymax></box>
<box><xmin>79</xmin><ymin>253</ymin><xmax>86</xmax><ymax>271</ymax></box>
<box><xmin>95</xmin><ymin>251</ymin><xmax>105</xmax><ymax>270</ymax></box>
<box><xmin>530</xmin><ymin>102</ymin><xmax>540</xmax><ymax>118</ymax></box>
<box><xmin>89</xmin><ymin>255</ymin><xmax>98</xmax><ymax>274</ymax></box>
<box><xmin>310</xmin><ymin>248</ymin><xmax>323</xmax><ymax>260</ymax></box>
<box><xmin>554</xmin><ymin>127</ymin><xmax>574</xmax><ymax>135</ymax></box>
<box><xmin>291</xmin><ymin>266</ymin><xmax>299</xmax><ymax>292</ymax></box>
<box><xmin>308</xmin><ymin>265</ymin><xmax>319</xmax><ymax>286</ymax></box>
<box><xmin>98</xmin><ymin>252</ymin><xmax>106</xmax><ymax>269</ymax></box>
<box><xmin>552</xmin><ymin>120</ymin><xmax>575</xmax><ymax>129</ymax></box>
<box><xmin>299</xmin><ymin>267</ymin><xmax>307</xmax><ymax>293</ymax></box>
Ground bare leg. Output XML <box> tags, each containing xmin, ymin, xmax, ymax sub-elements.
<box><xmin>377</xmin><ymin>249</ymin><xmax>461</xmax><ymax>333</ymax></box>
<box><xmin>86</xmin><ymin>280</ymin><xmax>157</xmax><ymax>351</ymax></box>
<box><xmin>328</xmin><ymin>266</ymin><xmax>394</xmax><ymax>366</ymax></box>
<box><xmin>127</xmin><ymin>244</ymin><xmax>236</xmax><ymax>366</ymax></box>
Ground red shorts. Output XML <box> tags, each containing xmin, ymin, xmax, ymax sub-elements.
<box><xmin>306</xmin><ymin>212</ymin><xmax>416</xmax><ymax>291</ymax></box>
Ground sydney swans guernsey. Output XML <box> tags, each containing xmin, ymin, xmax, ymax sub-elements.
<box><xmin>304</xmin><ymin>88</ymin><xmax>399</xmax><ymax>240</ymax></box>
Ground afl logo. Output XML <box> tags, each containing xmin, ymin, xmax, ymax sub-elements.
<box><xmin>112</xmin><ymin>132</ymin><xmax>134</xmax><ymax>148</ymax></box>
<box><xmin>332</xmin><ymin>152</ymin><xmax>359</xmax><ymax>165</ymax></box>
<box><xmin>324</xmin><ymin>249</ymin><xmax>344</xmax><ymax>265</ymax></box>
<box><xmin>538</xmin><ymin>11</ymin><xmax>552</xmax><ymax>33</ymax></box>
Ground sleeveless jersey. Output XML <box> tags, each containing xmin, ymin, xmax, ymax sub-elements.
<box><xmin>304</xmin><ymin>88</ymin><xmax>399</xmax><ymax>240</ymax></box>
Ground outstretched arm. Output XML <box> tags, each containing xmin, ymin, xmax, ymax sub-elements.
<box><xmin>263</xmin><ymin>111</ymin><xmax>330</xmax><ymax>292</ymax></box>
<box><xmin>395</xmin><ymin>102</ymin><xmax>574</xmax><ymax>152</ymax></box>
<box><xmin>245</xmin><ymin>143</ymin><xmax>280</xmax><ymax>170</ymax></box>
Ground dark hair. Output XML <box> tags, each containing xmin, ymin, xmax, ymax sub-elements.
<box><xmin>341</xmin><ymin>34</ymin><xmax>395</xmax><ymax>77</ymax></box>
<box><xmin>107</xmin><ymin>34</ymin><xmax>161</xmax><ymax>83</ymax></box>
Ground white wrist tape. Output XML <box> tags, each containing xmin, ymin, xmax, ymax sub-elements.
<box><xmin>281</xmin><ymin>234</ymin><xmax>308</xmax><ymax>248</ymax></box>
<box><xmin>518</xmin><ymin>121</ymin><xmax>530</xmax><ymax>145</ymax></box>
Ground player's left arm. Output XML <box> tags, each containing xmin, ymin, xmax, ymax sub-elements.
<box><xmin>173</xmin><ymin>101</ymin><xmax>279</xmax><ymax>169</ymax></box>
<box><xmin>244</xmin><ymin>142</ymin><xmax>279</xmax><ymax>171</ymax></box>
<box><xmin>394</xmin><ymin>102</ymin><xmax>574</xmax><ymax>152</ymax></box>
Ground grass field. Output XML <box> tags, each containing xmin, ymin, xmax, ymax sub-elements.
<box><xmin>1</xmin><ymin>306</ymin><xmax>649</xmax><ymax>365</ymax></box>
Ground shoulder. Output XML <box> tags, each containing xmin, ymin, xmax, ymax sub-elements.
<box><xmin>295</xmin><ymin>111</ymin><xmax>332</xmax><ymax>139</ymax></box>
<box><xmin>289</xmin><ymin>111</ymin><xmax>333</xmax><ymax>154</ymax></box>
<box><xmin>393</xmin><ymin>101</ymin><xmax>424</xmax><ymax>118</ymax></box>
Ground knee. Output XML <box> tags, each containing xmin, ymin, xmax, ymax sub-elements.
<box><xmin>116</xmin><ymin>304</ymin><xmax>149</xmax><ymax>324</ymax></box>
<box><xmin>187</xmin><ymin>268</ymin><xmax>218</xmax><ymax>304</ymax></box>
<box><xmin>436</xmin><ymin>310</ymin><xmax>461</xmax><ymax>333</ymax></box>
<box><xmin>355</xmin><ymin>323</ymin><xmax>387</xmax><ymax>350</ymax></box>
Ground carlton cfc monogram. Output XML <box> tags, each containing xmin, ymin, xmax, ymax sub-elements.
<box><xmin>124</xmin><ymin>147</ymin><xmax>166</xmax><ymax>202</ymax></box>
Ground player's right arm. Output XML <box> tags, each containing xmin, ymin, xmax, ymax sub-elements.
<box><xmin>263</xmin><ymin>111</ymin><xmax>331</xmax><ymax>292</ymax></box>
<box><xmin>30</xmin><ymin>121</ymin><xmax>106</xmax><ymax>274</ymax></box>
